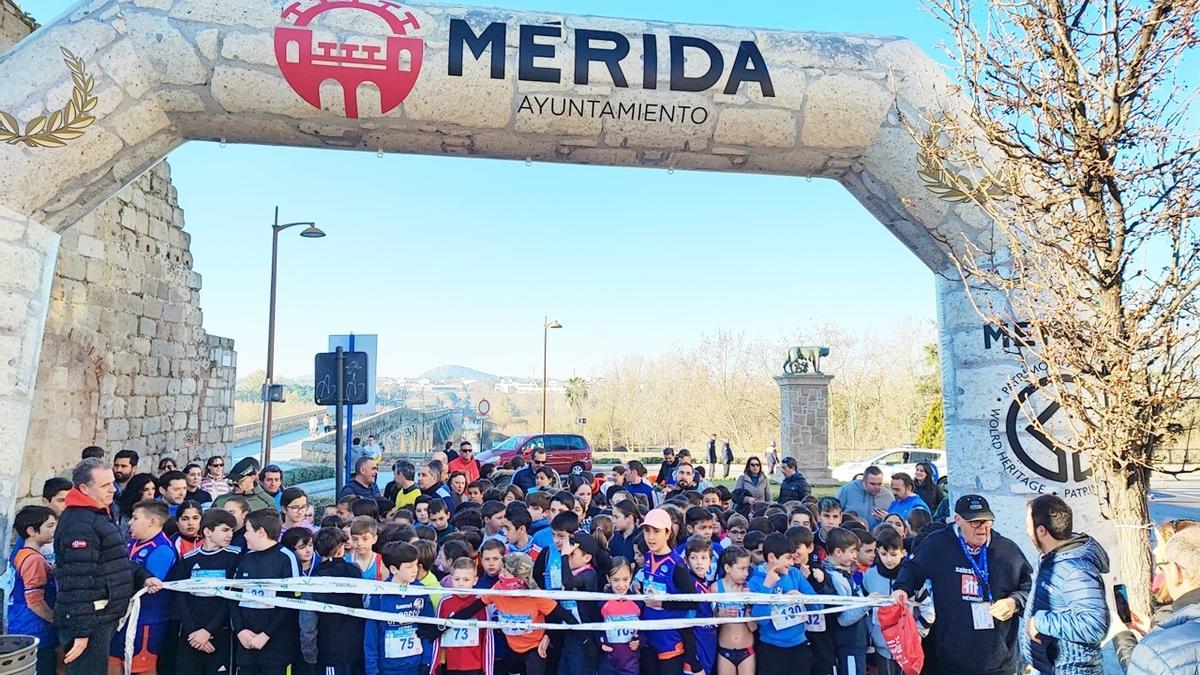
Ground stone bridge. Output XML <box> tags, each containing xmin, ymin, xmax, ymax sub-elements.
<box><xmin>301</xmin><ymin>406</ymin><xmax>460</xmax><ymax>465</ymax></box>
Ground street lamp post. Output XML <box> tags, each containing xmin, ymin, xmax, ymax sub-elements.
<box><xmin>542</xmin><ymin>316</ymin><xmax>562</xmax><ymax>435</ymax></box>
<box><xmin>261</xmin><ymin>206</ymin><xmax>325</xmax><ymax>466</ymax></box>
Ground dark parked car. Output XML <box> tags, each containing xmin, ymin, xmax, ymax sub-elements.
<box><xmin>475</xmin><ymin>433</ymin><xmax>593</xmax><ymax>474</ymax></box>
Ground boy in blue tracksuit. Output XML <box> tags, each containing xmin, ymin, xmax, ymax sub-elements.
<box><xmin>111</xmin><ymin>500</ymin><xmax>178</xmax><ymax>674</ymax></box>
<box><xmin>749</xmin><ymin>532</ymin><xmax>817</xmax><ymax>675</ymax></box>
<box><xmin>824</xmin><ymin>527</ymin><xmax>871</xmax><ymax>675</ymax></box>
<box><xmin>364</xmin><ymin>541</ymin><xmax>440</xmax><ymax>675</ymax></box>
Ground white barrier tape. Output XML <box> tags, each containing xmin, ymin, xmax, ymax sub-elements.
<box><xmin>163</xmin><ymin>576</ymin><xmax>884</xmax><ymax>607</ymax></box>
<box><xmin>121</xmin><ymin>577</ymin><xmax>891</xmax><ymax>675</ymax></box>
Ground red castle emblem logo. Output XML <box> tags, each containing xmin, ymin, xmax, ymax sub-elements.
<box><xmin>275</xmin><ymin>0</ymin><xmax>424</xmax><ymax>119</ymax></box>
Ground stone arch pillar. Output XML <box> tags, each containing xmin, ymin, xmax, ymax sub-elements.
<box><xmin>0</xmin><ymin>210</ymin><xmax>60</xmax><ymax>534</ymax></box>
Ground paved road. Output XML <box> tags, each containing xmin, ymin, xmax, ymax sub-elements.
<box><xmin>232</xmin><ymin>427</ymin><xmax>311</xmax><ymax>468</ymax></box>
<box><xmin>1149</xmin><ymin>475</ymin><xmax>1200</xmax><ymax>523</ymax></box>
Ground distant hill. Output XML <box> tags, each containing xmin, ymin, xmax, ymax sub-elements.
<box><xmin>418</xmin><ymin>365</ymin><xmax>501</xmax><ymax>382</ymax></box>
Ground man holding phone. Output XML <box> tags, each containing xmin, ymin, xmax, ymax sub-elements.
<box><xmin>835</xmin><ymin>466</ymin><xmax>891</xmax><ymax>528</ymax></box>
<box><xmin>1020</xmin><ymin>495</ymin><xmax>1111</xmax><ymax>675</ymax></box>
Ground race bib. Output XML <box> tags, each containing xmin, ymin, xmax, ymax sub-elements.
<box><xmin>441</xmin><ymin>626</ymin><xmax>480</xmax><ymax>648</ymax></box>
<box><xmin>238</xmin><ymin>587</ymin><xmax>270</xmax><ymax>610</ymax></box>
<box><xmin>644</xmin><ymin>580</ymin><xmax>667</xmax><ymax>596</ymax></box>
<box><xmin>714</xmin><ymin>601</ymin><xmax>744</xmax><ymax>617</ymax></box>
<box><xmin>771</xmin><ymin>601</ymin><xmax>807</xmax><ymax>630</ymax></box>
<box><xmin>805</xmin><ymin>612</ymin><xmax>827</xmax><ymax>632</ymax></box>
<box><xmin>604</xmin><ymin>614</ymin><xmax>637</xmax><ymax>644</ymax></box>
<box><xmin>498</xmin><ymin>612</ymin><xmax>533</xmax><ymax>636</ymax></box>
<box><xmin>562</xmin><ymin>599</ymin><xmax>580</xmax><ymax>621</ymax></box>
<box><xmin>385</xmin><ymin>626</ymin><xmax>421</xmax><ymax>658</ymax></box>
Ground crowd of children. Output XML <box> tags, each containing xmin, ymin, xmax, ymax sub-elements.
<box><xmin>9</xmin><ymin>451</ymin><xmax>940</xmax><ymax>675</ymax></box>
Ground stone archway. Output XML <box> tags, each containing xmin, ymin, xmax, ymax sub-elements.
<box><xmin>0</xmin><ymin>0</ymin><xmax>1103</xmax><ymax>556</ymax></box>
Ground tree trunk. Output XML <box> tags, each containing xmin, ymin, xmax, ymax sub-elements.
<box><xmin>1097</xmin><ymin>461</ymin><xmax>1154</xmax><ymax>617</ymax></box>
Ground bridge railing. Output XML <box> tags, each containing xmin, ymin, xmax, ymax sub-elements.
<box><xmin>300</xmin><ymin>407</ymin><xmax>459</xmax><ymax>464</ymax></box>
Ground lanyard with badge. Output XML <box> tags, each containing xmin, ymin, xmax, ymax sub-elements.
<box><xmin>958</xmin><ymin>533</ymin><xmax>994</xmax><ymax>630</ymax></box>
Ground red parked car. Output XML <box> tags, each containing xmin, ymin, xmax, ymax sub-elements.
<box><xmin>475</xmin><ymin>434</ymin><xmax>593</xmax><ymax>474</ymax></box>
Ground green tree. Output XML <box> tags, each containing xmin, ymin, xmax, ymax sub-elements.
<box><xmin>565</xmin><ymin>377</ymin><xmax>589</xmax><ymax>420</ymax></box>
<box><xmin>914</xmin><ymin>343</ymin><xmax>943</xmax><ymax>448</ymax></box>
<box><xmin>236</xmin><ymin>369</ymin><xmax>267</xmax><ymax>401</ymax></box>
<box><xmin>916</xmin><ymin>398</ymin><xmax>944</xmax><ymax>449</ymax></box>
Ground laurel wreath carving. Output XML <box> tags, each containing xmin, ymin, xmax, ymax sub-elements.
<box><xmin>0</xmin><ymin>48</ymin><xmax>97</xmax><ymax>148</ymax></box>
<box><xmin>917</xmin><ymin>144</ymin><xmax>1008</xmax><ymax>204</ymax></box>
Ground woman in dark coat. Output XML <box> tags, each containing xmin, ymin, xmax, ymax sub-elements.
<box><xmin>913</xmin><ymin>461</ymin><xmax>944</xmax><ymax>512</ymax></box>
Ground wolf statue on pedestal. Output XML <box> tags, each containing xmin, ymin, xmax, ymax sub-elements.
<box><xmin>783</xmin><ymin>346</ymin><xmax>830</xmax><ymax>375</ymax></box>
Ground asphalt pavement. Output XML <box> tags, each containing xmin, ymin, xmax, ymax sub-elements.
<box><xmin>1149</xmin><ymin>473</ymin><xmax>1200</xmax><ymax>523</ymax></box>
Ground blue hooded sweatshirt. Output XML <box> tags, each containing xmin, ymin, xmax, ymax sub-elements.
<box><xmin>748</xmin><ymin>563</ymin><xmax>817</xmax><ymax>648</ymax></box>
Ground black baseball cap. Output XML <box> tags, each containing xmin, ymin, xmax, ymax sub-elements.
<box><xmin>570</xmin><ymin>532</ymin><xmax>600</xmax><ymax>558</ymax></box>
<box><xmin>955</xmin><ymin>494</ymin><xmax>994</xmax><ymax>521</ymax></box>
<box><xmin>229</xmin><ymin>457</ymin><xmax>260</xmax><ymax>480</ymax></box>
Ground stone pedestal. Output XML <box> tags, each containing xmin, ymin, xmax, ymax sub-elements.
<box><xmin>775</xmin><ymin>373</ymin><xmax>836</xmax><ymax>485</ymax></box>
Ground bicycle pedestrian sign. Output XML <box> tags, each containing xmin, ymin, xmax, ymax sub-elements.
<box><xmin>314</xmin><ymin>350</ymin><xmax>369</xmax><ymax>406</ymax></box>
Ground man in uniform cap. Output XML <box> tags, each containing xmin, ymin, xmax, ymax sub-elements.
<box><xmin>212</xmin><ymin>457</ymin><xmax>276</xmax><ymax>512</ymax></box>
<box><xmin>892</xmin><ymin>494</ymin><xmax>1033</xmax><ymax>675</ymax></box>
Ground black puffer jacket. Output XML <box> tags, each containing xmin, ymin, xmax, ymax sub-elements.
<box><xmin>53</xmin><ymin>487</ymin><xmax>149</xmax><ymax>641</ymax></box>
<box><xmin>778</xmin><ymin>471</ymin><xmax>811</xmax><ymax>503</ymax></box>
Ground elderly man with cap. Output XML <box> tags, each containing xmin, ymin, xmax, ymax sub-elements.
<box><xmin>211</xmin><ymin>457</ymin><xmax>275</xmax><ymax>512</ymax></box>
<box><xmin>892</xmin><ymin>494</ymin><xmax>1032</xmax><ymax>675</ymax></box>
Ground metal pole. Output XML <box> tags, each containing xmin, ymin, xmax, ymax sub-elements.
<box><xmin>345</xmin><ymin>333</ymin><xmax>356</xmax><ymax>482</ymax></box>
<box><xmin>261</xmin><ymin>206</ymin><xmax>280</xmax><ymax>466</ymax></box>
<box><xmin>335</xmin><ymin>347</ymin><xmax>346</xmax><ymax>495</ymax></box>
<box><xmin>542</xmin><ymin>316</ymin><xmax>548</xmax><ymax>435</ymax></box>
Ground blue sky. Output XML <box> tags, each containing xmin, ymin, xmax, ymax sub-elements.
<box><xmin>19</xmin><ymin>1</ymin><xmax>951</xmax><ymax>379</ymax></box>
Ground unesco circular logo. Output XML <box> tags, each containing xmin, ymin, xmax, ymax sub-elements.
<box><xmin>1005</xmin><ymin>374</ymin><xmax>1091</xmax><ymax>483</ymax></box>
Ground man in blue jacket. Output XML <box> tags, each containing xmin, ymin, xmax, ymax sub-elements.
<box><xmin>885</xmin><ymin>472</ymin><xmax>930</xmax><ymax>520</ymax></box>
<box><xmin>1020</xmin><ymin>495</ymin><xmax>1110</xmax><ymax>675</ymax></box>
<box><xmin>749</xmin><ymin>532</ymin><xmax>817</xmax><ymax>675</ymax></box>
<box><xmin>1128</xmin><ymin>527</ymin><xmax>1200</xmax><ymax>675</ymax></box>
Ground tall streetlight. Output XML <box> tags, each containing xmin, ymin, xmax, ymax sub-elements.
<box><xmin>542</xmin><ymin>316</ymin><xmax>562</xmax><ymax>435</ymax></box>
<box><xmin>261</xmin><ymin>207</ymin><xmax>325</xmax><ymax>466</ymax></box>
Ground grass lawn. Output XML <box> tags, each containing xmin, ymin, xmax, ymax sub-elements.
<box><xmin>709</xmin><ymin>478</ymin><xmax>841</xmax><ymax>498</ymax></box>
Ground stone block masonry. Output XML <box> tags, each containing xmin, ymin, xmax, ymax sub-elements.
<box><xmin>776</xmin><ymin>373</ymin><xmax>835</xmax><ymax>484</ymax></box>
<box><xmin>18</xmin><ymin>161</ymin><xmax>238</xmax><ymax>500</ymax></box>
<box><xmin>0</xmin><ymin>0</ymin><xmax>35</xmax><ymax>51</ymax></box>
